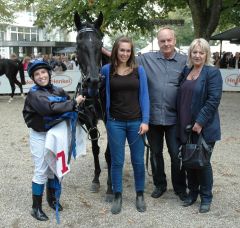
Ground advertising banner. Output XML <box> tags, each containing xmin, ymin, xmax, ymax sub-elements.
<box><xmin>0</xmin><ymin>70</ymin><xmax>81</xmax><ymax>94</ymax></box>
<box><xmin>220</xmin><ymin>69</ymin><xmax>240</xmax><ymax>91</ymax></box>
<box><xmin>0</xmin><ymin>69</ymin><xmax>240</xmax><ymax>94</ymax></box>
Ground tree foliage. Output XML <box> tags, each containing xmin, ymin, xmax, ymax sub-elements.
<box><xmin>0</xmin><ymin>0</ymin><xmax>16</xmax><ymax>23</ymax></box>
<box><xmin>21</xmin><ymin>0</ymin><xmax>240</xmax><ymax>40</ymax></box>
<box><xmin>0</xmin><ymin>1</ymin><xmax>32</xmax><ymax>24</ymax></box>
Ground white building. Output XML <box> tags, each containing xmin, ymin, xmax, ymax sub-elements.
<box><xmin>0</xmin><ymin>6</ymin><xmax>76</xmax><ymax>58</ymax></box>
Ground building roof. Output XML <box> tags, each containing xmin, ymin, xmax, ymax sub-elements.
<box><xmin>211</xmin><ymin>27</ymin><xmax>240</xmax><ymax>43</ymax></box>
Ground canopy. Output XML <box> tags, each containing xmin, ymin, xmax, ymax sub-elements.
<box><xmin>211</xmin><ymin>27</ymin><xmax>240</xmax><ymax>44</ymax></box>
<box><xmin>55</xmin><ymin>46</ymin><xmax>76</xmax><ymax>54</ymax></box>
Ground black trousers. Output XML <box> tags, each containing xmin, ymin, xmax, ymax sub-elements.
<box><xmin>147</xmin><ymin>124</ymin><xmax>187</xmax><ymax>194</ymax></box>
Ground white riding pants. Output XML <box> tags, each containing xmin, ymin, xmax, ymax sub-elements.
<box><xmin>29</xmin><ymin>129</ymin><xmax>54</xmax><ymax>184</ymax></box>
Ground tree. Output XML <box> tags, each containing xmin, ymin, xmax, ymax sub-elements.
<box><xmin>23</xmin><ymin>0</ymin><xmax>240</xmax><ymax>40</ymax></box>
<box><xmin>0</xmin><ymin>0</ymin><xmax>15</xmax><ymax>23</ymax></box>
<box><xmin>186</xmin><ymin>0</ymin><xmax>240</xmax><ymax>40</ymax></box>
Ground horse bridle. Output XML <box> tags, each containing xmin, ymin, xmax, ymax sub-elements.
<box><xmin>77</xmin><ymin>27</ymin><xmax>103</xmax><ymax>82</ymax></box>
<box><xmin>75</xmin><ymin>26</ymin><xmax>104</xmax><ymax>141</ymax></box>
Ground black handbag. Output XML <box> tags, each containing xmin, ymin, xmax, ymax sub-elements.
<box><xmin>178</xmin><ymin>125</ymin><xmax>212</xmax><ymax>169</ymax></box>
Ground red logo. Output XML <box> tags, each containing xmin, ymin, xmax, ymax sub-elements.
<box><xmin>51</xmin><ymin>75</ymin><xmax>73</xmax><ymax>88</ymax></box>
<box><xmin>225</xmin><ymin>74</ymin><xmax>240</xmax><ymax>87</ymax></box>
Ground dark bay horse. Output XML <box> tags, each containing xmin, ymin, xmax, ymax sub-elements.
<box><xmin>74</xmin><ymin>11</ymin><xmax>113</xmax><ymax>201</ymax></box>
<box><xmin>0</xmin><ymin>59</ymin><xmax>26</xmax><ymax>102</ymax></box>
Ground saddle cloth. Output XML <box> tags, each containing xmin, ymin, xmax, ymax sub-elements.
<box><xmin>44</xmin><ymin>120</ymin><xmax>87</xmax><ymax>180</ymax></box>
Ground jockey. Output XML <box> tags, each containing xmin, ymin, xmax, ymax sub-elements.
<box><xmin>23</xmin><ymin>60</ymin><xmax>85</xmax><ymax>221</ymax></box>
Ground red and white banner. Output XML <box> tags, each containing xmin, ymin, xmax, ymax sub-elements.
<box><xmin>0</xmin><ymin>69</ymin><xmax>240</xmax><ymax>93</ymax></box>
<box><xmin>220</xmin><ymin>69</ymin><xmax>240</xmax><ymax>91</ymax></box>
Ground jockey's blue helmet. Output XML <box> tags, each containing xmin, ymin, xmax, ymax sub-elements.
<box><xmin>27</xmin><ymin>60</ymin><xmax>52</xmax><ymax>79</ymax></box>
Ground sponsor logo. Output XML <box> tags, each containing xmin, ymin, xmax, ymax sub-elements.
<box><xmin>51</xmin><ymin>75</ymin><xmax>73</xmax><ymax>88</ymax></box>
<box><xmin>225</xmin><ymin>74</ymin><xmax>240</xmax><ymax>87</ymax></box>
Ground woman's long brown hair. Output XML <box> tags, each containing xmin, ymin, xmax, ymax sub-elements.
<box><xmin>110</xmin><ymin>36</ymin><xmax>136</xmax><ymax>75</ymax></box>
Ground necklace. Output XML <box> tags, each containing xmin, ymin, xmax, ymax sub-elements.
<box><xmin>117</xmin><ymin>66</ymin><xmax>132</xmax><ymax>76</ymax></box>
<box><xmin>190</xmin><ymin>74</ymin><xmax>199</xmax><ymax>80</ymax></box>
<box><xmin>189</xmin><ymin>68</ymin><xmax>202</xmax><ymax>80</ymax></box>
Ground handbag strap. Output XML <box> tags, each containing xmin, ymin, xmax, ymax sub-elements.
<box><xmin>197</xmin><ymin>133</ymin><xmax>211</xmax><ymax>153</ymax></box>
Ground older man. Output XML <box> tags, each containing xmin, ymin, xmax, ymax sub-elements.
<box><xmin>137</xmin><ymin>27</ymin><xmax>187</xmax><ymax>200</ymax></box>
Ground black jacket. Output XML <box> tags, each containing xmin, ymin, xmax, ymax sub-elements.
<box><xmin>23</xmin><ymin>84</ymin><xmax>77</xmax><ymax>132</ymax></box>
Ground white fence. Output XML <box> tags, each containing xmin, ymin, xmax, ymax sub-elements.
<box><xmin>0</xmin><ymin>69</ymin><xmax>240</xmax><ymax>94</ymax></box>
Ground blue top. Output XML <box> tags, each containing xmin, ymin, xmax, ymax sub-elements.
<box><xmin>101</xmin><ymin>64</ymin><xmax>150</xmax><ymax>124</ymax></box>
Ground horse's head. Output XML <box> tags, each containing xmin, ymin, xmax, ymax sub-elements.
<box><xmin>74</xmin><ymin>11</ymin><xmax>103</xmax><ymax>92</ymax></box>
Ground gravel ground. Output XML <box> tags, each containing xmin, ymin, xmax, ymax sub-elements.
<box><xmin>0</xmin><ymin>92</ymin><xmax>239</xmax><ymax>228</ymax></box>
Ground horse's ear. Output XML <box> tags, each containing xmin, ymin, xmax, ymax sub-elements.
<box><xmin>74</xmin><ymin>11</ymin><xmax>82</xmax><ymax>30</ymax></box>
<box><xmin>94</xmin><ymin>11</ymin><xmax>103</xmax><ymax>29</ymax></box>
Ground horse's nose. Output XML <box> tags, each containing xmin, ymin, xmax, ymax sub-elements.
<box><xmin>86</xmin><ymin>77</ymin><xmax>99</xmax><ymax>84</ymax></box>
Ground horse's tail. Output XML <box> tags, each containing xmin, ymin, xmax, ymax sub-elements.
<box><xmin>18</xmin><ymin>60</ymin><xmax>26</xmax><ymax>85</ymax></box>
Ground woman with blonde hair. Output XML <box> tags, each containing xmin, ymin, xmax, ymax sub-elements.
<box><xmin>177</xmin><ymin>38</ymin><xmax>223</xmax><ymax>213</ymax></box>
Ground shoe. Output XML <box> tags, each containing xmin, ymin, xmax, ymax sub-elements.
<box><xmin>136</xmin><ymin>192</ymin><xmax>146</xmax><ymax>212</ymax></box>
<box><xmin>111</xmin><ymin>192</ymin><xmax>122</xmax><ymax>214</ymax></box>
<box><xmin>151</xmin><ymin>186</ymin><xmax>166</xmax><ymax>198</ymax></box>
<box><xmin>31</xmin><ymin>208</ymin><xmax>49</xmax><ymax>221</ymax></box>
<box><xmin>199</xmin><ymin>203</ymin><xmax>211</xmax><ymax>213</ymax></box>
<box><xmin>176</xmin><ymin>192</ymin><xmax>188</xmax><ymax>201</ymax></box>
<box><xmin>31</xmin><ymin>195</ymin><xmax>49</xmax><ymax>221</ymax></box>
<box><xmin>182</xmin><ymin>196</ymin><xmax>197</xmax><ymax>207</ymax></box>
<box><xmin>46</xmin><ymin>187</ymin><xmax>63</xmax><ymax>211</ymax></box>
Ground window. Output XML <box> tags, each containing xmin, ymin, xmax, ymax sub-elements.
<box><xmin>0</xmin><ymin>31</ymin><xmax>4</xmax><ymax>41</ymax></box>
<box><xmin>18</xmin><ymin>33</ymin><xmax>24</xmax><ymax>41</ymax></box>
<box><xmin>31</xmin><ymin>34</ymin><xmax>36</xmax><ymax>41</ymax></box>
<box><xmin>25</xmin><ymin>34</ymin><xmax>30</xmax><ymax>41</ymax></box>
<box><xmin>9</xmin><ymin>26</ymin><xmax>38</xmax><ymax>41</ymax></box>
<box><xmin>11</xmin><ymin>33</ymin><xmax>18</xmax><ymax>41</ymax></box>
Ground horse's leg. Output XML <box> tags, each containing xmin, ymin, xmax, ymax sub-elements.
<box><xmin>88</xmin><ymin>126</ymin><xmax>101</xmax><ymax>193</ymax></box>
<box><xmin>14</xmin><ymin>78</ymin><xmax>25</xmax><ymax>99</ymax></box>
<box><xmin>8</xmin><ymin>80</ymin><xmax>16</xmax><ymax>103</ymax></box>
<box><xmin>105</xmin><ymin>143</ymin><xmax>113</xmax><ymax>202</ymax></box>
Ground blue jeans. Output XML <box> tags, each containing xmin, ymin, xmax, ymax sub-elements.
<box><xmin>147</xmin><ymin>124</ymin><xmax>187</xmax><ymax>194</ymax></box>
<box><xmin>106</xmin><ymin>118</ymin><xmax>145</xmax><ymax>193</ymax></box>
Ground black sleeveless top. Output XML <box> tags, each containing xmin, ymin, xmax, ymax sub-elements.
<box><xmin>110</xmin><ymin>68</ymin><xmax>141</xmax><ymax>120</ymax></box>
<box><xmin>179</xmin><ymin>79</ymin><xmax>198</xmax><ymax>143</ymax></box>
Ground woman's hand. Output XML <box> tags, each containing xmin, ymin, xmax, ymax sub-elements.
<box><xmin>192</xmin><ymin>122</ymin><xmax>202</xmax><ymax>134</ymax></box>
<box><xmin>75</xmin><ymin>95</ymin><xmax>86</xmax><ymax>105</ymax></box>
<box><xmin>138</xmin><ymin>123</ymin><xmax>149</xmax><ymax>135</ymax></box>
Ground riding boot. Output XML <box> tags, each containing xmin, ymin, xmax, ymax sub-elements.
<box><xmin>136</xmin><ymin>191</ymin><xmax>146</xmax><ymax>212</ymax></box>
<box><xmin>46</xmin><ymin>187</ymin><xmax>63</xmax><ymax>211</ymax></box>
<box><xmin>111</xmin><ymin>192</ymin><xmax>122</xmax><ymax>215</ymax></box>
<box><xmin>31</xmin><ymin>195</ymin><xmax>49</xmax><ymax>221</ymax></box>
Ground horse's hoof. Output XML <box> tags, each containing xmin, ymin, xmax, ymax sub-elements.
<box><xmin>21</xmin><ymin>94</ymin><xmax>25</xmax><ymax>99</ymax></box>
<box><xmin>105</xmin><ymin>193</ymin><xmax>114</xmax><ymax>202</ymax></box>
<box><xmin>90</xmin><ymin>182</ymin><xmax>100</xmax><ymax>193</ymax></box>
<box><xmin>8</xmin><ymin>98</ymin><xmax>13</xmax><ymax>103</ymax></box>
